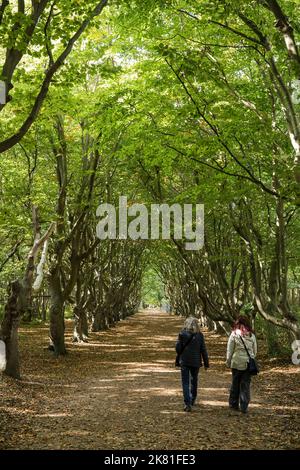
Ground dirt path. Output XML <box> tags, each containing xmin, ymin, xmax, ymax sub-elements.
<box><xmin>0</xmin><ymin>309</ymin><xmax>299</xmax><ymax>450</ymax></box>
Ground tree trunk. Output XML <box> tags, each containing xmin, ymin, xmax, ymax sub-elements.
<box><xmin>49</xmin><ymin>301</ymin><xmax>66</xmax><ymax>355</ymax></box>
<box><xmin>0</xmin><ymin>281</ymin><xmax>23</xmax><ymax>379</ymax></box>
<box><xmin>73</xmin><ymin>305</ymin><xmax>89</xmax><ymax>343</ymax></box>
<box><xmin>0</xmin><ymin>221</ymin><xmax>55</xmax><ymax>378</ymax></box>
<box><xmin>92</xmin><ymin>309</ymin><xmax>107</xmax><ymax>331</ymax></box>
<box><xmin>49</xmin><ymin>268</ymin><xmax>66</xmax><ymax>355</ymax></box>
<box><xmin>264</xmin><ymin>320</ymin><xmax>282</xmax><ymax>356</ymax></box>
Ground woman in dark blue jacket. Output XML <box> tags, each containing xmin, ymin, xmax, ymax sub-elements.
<box><xmin>176</xmin><ymin>317</ymin><xmax>209</xmax><ymax>412</ymax></box>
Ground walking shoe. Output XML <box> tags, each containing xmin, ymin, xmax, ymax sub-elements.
<box><xmin>184</xmin><ymin>405</ymin><xmax>192</xmax><ymax>412</ymax></box>
<box><xmin>229</xmin><ymin>406</ymin><xmax>239</xmax><ymax>411</ymax></box>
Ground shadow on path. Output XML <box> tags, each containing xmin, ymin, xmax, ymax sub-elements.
<box><xmin>0</xmin><ymin>309</ymin><xmax>299</xmax><ymax>449</ymax></box>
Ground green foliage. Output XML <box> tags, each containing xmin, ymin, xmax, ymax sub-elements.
<box><xmin>141</xmin><ymin>267</ymin><xmax>165</xmax><ymax>306</ymax></box>
<box><xmin>0</xmin><ymin>0</ymin><xmax>299</xmax><ymax>349</ymax></box>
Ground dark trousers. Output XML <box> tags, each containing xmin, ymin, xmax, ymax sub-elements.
<box><xmin>181</xmin><ymin>366</ymin><xmax>199</xmax><ymax>406</ymax></box>
<box><xmin>229</xmin><ymin>369</ymin><xmax>251</xmax><ymax>411</ymax></box>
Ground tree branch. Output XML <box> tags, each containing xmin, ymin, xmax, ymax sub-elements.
<box><xmin>208</xmin><ymin>19</ymin><xmax>264</xmax><ymax>46</ymax></box>
<box><xmin>165</xmin><ymin>59</ymin><xmax>281</xmax><ymax>198</ymax></box>
<box><xmin>44</xmin><ymin>1</ymin><xmax>55</xmax><ymax>67</ymax></box>
<box><xmin>258</xmin><ymin>0</ymin><xmax>300</xmax><ymax>70</ymax></box>
<box><xmin>0</xmin><ymin>240</ymin><xmax>23</xmax><ymax>272</ymax></box>
<box><xmin>178</xmin><ymin>8</ymin><xmax>199</xmax><ymax>21</ymax></box>
<box><xmin>0</xmin><ymin>0</ymin><xmax>109</xmax><ymax>153</ymax></box>
<box><xmin>165</xmin><ymin>142</ymin><xmax>280</xmax><ymax>198</ymax></box>
<box><xmin>0</xmin><ymin>0</ymin><xmax>49</xmax><ymax>110</ymax></box>
<box><xmin>0</xmin><ymin>0</ymin><xmax>9</xmax><ymax>26</ymax></box>
<box><xmin>28</xmin><ymin>222</ymin><xmax>56</xmax><ymax>260</ymax></box>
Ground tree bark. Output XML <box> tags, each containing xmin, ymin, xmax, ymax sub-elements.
<box><xmin>48</xmin><ymin>266</ymin><xmax>66</xmax><ymax>355</ymax></box>
<box><xmin>0</xmin><ymin>281</ymin><xmax>22</xmax><ymax>379</ymax></box>
<box><xmin>73</xmin><ymin>306</ymin><xmax>89</xmax><ymax>343</ymax></box>
<box><xmin>0</xmin><ymin>222</ymin><xmax>55</xmax><ymax>378</ymax></box>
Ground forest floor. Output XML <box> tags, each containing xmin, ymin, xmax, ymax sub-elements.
<box><xmin>0</xmin><ymin>309</ymin><xmax>299</xmax><ymax>450</ymax></box>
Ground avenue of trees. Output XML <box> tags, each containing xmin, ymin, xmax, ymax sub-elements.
<box><xmin>0</xmin><ymin>0</ymin><xmax>299</xmax><ymax>378</ymax></box>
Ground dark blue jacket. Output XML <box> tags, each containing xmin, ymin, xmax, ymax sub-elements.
<box><xmin>176</xmin><ymin>330</ymin><xmax>209</xmax><ymax>368</ymax></box>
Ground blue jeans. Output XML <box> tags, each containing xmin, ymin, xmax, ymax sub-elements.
<box><xmin>181</xmin><ymin>366</ymin><xmax>200</xmax><ymax>406</ymax></box>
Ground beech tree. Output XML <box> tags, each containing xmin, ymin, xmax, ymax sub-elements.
<box><xmin>0</xmin><ymin>0</ymin><xmax>109</xmax><ymax>153</ymax></box>
<box><xmin>0</xmin><ymin>0</ymin><xmax>299</xmax><ymax>377</ymax></box>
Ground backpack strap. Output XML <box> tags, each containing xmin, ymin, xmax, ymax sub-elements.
<box><xmin>180</xmin><ymin>332</ymin><xmax>195</xmax><ymax>355</ymax></box>
<box><xmin>239</xmin><ymin>334</ymin><xmax>251</xmax><ymax>358</ymax></box>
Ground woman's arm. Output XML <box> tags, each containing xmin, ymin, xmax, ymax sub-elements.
<box><xmin>200</xmin><ymin>335</ymin><xmax>209</xmax><ymax>368</ymax></box>
<box><xmin>226</xmin><ymin>333</ymin><xmax>235</xmax><ymax>367</ymax></box>
<box><xmin>175</xmin><ymin>334</ymin><xmax>183</xmax><ymax>354</ymax></box>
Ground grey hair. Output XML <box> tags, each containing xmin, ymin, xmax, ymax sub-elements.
<box><xmin>183</xmin><ymin>316</ymin><xmax>200</xmax><ymax>333</ymax></box>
